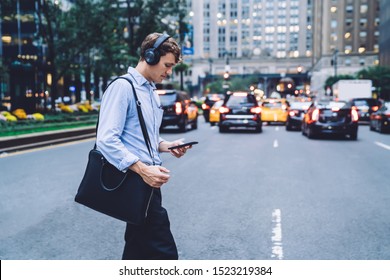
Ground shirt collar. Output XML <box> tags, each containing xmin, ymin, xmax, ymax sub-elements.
<box><xmin>127</xmin><ymin>67</ymin><xmax>156</xmax><ymax>90</ymax></box>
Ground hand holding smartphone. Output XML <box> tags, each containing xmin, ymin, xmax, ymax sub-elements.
<box><xmin>168</xmin><ymin>141</ymin><xmax>198</xmax><ymax>150</ymax></box>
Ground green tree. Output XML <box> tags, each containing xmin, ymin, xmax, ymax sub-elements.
<box><xmin>204</xmin><ymin>75</ymin><xmax>259</xmax><ymax>94</ymax></box>
<box><xmin>205</xmin><ymin>79</ymin><xmax>224</xmax><ymax>94</ymax></box>
<box><xmin>36</xmin><ymin>0</ymin><xmax>137</xmax><ymax>105</ymax></box>
<box><xmin>12</xmin><ymin>0</ymin><xmax>190</xmax><ymax>110</ymax></box>
<box><xmin>356</xmin><ymin>66</ymin><xmax>390</xmax><ymax>100</ymax></box>
<box><xmin>174</xmin><ymin>62</ymin><xmax>190</xmax><ymax>90</ymax></box>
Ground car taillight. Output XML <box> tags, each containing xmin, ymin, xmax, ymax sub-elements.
<box><xmin>250</xmin><ymin>106</ymin><xmax>262</xmax><ymax>114</ymax></box>
<box><xmin>201</xmin><ymin>104</ymin><xmax>210</xmax><ymax>110</ymax></box>
<box><xmin>372</xmin><ymin>105</ymin><xmax>379</xmax><ymax>112</ymax></box>
<box><xmin>312</xmin><ymin>109</ymin><xmax>319</xmax><ymax>121</ymax></box>
<box><xmin>219</xmin><ymin>106</ymin><xmax>230</xmax><ymax>114</ymax></box>
<box><xmin>175</xmin><ymin>102</ymin><xmax>182</xmax><ymax>114</ymax></box>
<box><xmin>351</xmin><ymin>108</ymin><xmax>359</xmax><ymax>122</ymax></box>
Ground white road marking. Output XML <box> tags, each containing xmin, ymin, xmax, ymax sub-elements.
<box><xmin>271</xmin><ymin>209</ymin><xmax>284</xmax><ymax>260</ymax></box>
<box><xmin>273</xmin><ymin>139</ymin><xmax>279</xmax><ymax>148</ymax></box>
<box><xmin>375</xmin><ymin>141</ymin><xmax>390</xmax><ymax>151</ymax></box>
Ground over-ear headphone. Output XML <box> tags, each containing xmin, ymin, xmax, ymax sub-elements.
<box><xmin>144</xmin><ymin>34</ymin><xmax>171</xmax><ymax>65</ymax></box>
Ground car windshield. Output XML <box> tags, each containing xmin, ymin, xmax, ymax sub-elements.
<box><xmin>319</xmin><ymin>101</ymin><xmax>347</xmax><ymax>109</ymax></box>
<box><xmin>353</xmin><ymin>99</ymin><xmax>378</xmax><ymax>107</ymax></box>
<box><xmin>212</xmin><ymin>100</ymin><xmax>224</xmax><ymax>108</ymax></box>
<box><xmin>226</xmin><ymin>95</ymin><xmax>254</xmax><ymax>107</ymax></box>
<box><xmin>158</xmin><ymin>92</ymin><xmax>177</xmax><ymax>106</ymax></box>
<box><xmin>207</xmin><ymin>94</ymin><xmax>224</xmax><ymax>102</ymax></box>
<box><xmin>353</xmin><ymin>100</ymin><xmax>370</xmax><ymax>107</ymax></box>
<box><xmin>289</xmin><ymin>101</ymin><xmax>311</xmax><ymax>110</ymax></box>
<box><xmin>262</xmin><ymin>100</ymin><xmax>284</xmax><ymax>108</ymax></box>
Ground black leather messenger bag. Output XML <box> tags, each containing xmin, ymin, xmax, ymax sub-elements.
<box><xmin>75</xmin><ymin>76</ymin><xmax>154</xmax><ymax>225</ymax></box>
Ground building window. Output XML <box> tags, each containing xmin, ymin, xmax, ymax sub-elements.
<box><xmin>360</xmin><ymin>18</ymin><xmax>367</xmax><ymax>28</ymax></box>
<box><xmin>346</xmin><ymin>5</ymin><xmax>353</xmax><ymax>13</ymax></box>
<box><xmin>345</xmin><ymin>19</ymin><xmax>353</xmax><ymax>27</ymax></box>
<box><xmin>345</xmin><ymin>45</ymin><xmax>352</xmax><ymax>54</ymax></box>
<box><xmin>360</xmin><ymin>4</ymin><xmax>368</xmax><ymax>14</ymax></box>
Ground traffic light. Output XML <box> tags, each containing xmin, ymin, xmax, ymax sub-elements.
<box><xmin>223</xmin><ymin>71</ymin><xmax>230</xmax><ymax>80</ymax></box>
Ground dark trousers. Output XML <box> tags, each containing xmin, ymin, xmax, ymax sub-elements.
<box><xmin>122</xmin><ymin>189</ymin><xmax>178</xmax><ymax>260</ymax></box>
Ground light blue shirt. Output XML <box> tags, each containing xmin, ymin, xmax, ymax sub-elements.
<box><xmin>96</xmin><ymin>67</ymin><xmax>165</xmax><ymax>171</ymax></box>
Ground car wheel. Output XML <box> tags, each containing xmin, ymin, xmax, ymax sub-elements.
<box><xmin>307</xmin><ymin>127</ymin><xmax>316</xmax><ymax>139</ymax></box>
<box><xmin>179</xmin><ymin>117</ymin><xmax>188</xmax><ymax>132</ymax></box>
<box><xmin>301</xmin><ymin>125</ymin><xmax>306</xmax><ymax>135</ymax></box>
<box><xmin>203</xmin><ymin>113</ymin><xmax>209</xmax><ymax>123</ymax></box>
<box><xmin>219</xmin><ymin>125</ymin><xmax>228</xmax><ymax>133</ymax></box>
<box><xmin>379</xmin><ymin>122</ymin><xmax>385</xmax><ymax>134</ymax></box>
<box><xmin>192</xmin><ymin>117</ymin><xmax>198</xmax><ymax>130</ymax></box>
<box><xmin>369</xmin><ymin>121</ymin><xmax>375</xmax><ymax>131</ymax></box>
<box><xmin>350</xmin><ymin>130</ymin><xmax>358</xmax><ymax>140</ymax></box>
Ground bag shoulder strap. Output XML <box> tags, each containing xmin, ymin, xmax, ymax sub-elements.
<box><xmin>95</xmin><ymin>75</ymin><xmax>154</xmax><ymax>164</ymax></box>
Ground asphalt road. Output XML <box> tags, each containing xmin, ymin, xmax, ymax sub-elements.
<box><xmin>0</xmin><ymin>119</ymin><xmax>389</xmax><ymax>260</ymax></box>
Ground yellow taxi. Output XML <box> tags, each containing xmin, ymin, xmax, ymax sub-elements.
<box><xmin>260</xmin><ymin>98</ymin><xmax>289</xmax><ymax>123</ymax></box>
<box><xmin>209</xmin><ymin>100</ymin><xmax>224</xmax><ymax>126</ymax></box>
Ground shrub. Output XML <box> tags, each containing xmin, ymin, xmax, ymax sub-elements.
<box><xmin>32</xmin><ymin>113</ymin><xmax>45</xmax><ymax>121</ymax></box>
<box><xmin>58</xmin><ymin>104</ymin><xmax>74</xmax><ymax>113</ymax></box>
<box><xmin>12</xmin><ymin>108</ymin><xmax>27</xmax><ymax>119</ymax></box>
<box><xmin>77</xmin><ymin>104</ymin><xmax>89</xmax><ymax>113</ymax></box>
<box><xmin>1</xmin><ymin>111</ymin><xmax>17</xmax><ymax>122</ymax></box>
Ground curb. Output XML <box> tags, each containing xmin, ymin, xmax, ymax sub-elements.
<box><xmin>0</xmin><ymin>126</ymin><xmax>96</xmax><ymax>153</ymax></box>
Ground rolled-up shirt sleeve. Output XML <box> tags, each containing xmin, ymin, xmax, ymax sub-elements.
<box><xmin>96</xmin><ymin>79</ymin><xmax>139</xmax><ymax>172</ymax></box>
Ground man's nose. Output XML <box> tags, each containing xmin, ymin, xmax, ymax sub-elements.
<box><xmin>166</xmin><ymin>67</ymin><xmax>173</xmax><ymax>75</ymax></box>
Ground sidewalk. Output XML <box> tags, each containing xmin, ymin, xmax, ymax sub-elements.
<box><xmin>0</xmin><ymin>125</ymin><xmax>96</xmax><ymax>154</ymax></box>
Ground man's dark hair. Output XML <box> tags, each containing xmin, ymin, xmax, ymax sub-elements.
<box><xmin>140</xmin><ymin>33</ymin><xmax>182</xmax><ymax>63</ymax></box>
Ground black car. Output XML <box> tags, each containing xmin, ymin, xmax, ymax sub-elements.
<box><xmin>286</xmin><ymin>101</ymin><xmax>312</xmax><ymax>131</ymax></box>
<box><xmin>157</xmin><ymin>89</ymin><xmax>198</xmax><ymax>132</ymax></box>
<box><xmin>350</xmin><ymin>98</ymin><xmax>381</xmax><ymax>122</ymax></box>
<box><xmin>369</xmin><ymin>101</ymin><xmax>390</xmax><ymax>133</ymax></box>
<box><xmin>302</xmin><ymin>99</ymin><xmax>359</xmax><ymax>140</ymax></box>
<box><xmin>218</xmin><ymin>91</ymin><xmax>262</xmax><ymax>133</ymax></box>
<box><xmin>201</xmin><ymin>93</ymin><xmax>225</xmax><ymax>122</ymax></box>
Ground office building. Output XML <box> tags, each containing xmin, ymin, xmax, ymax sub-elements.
<box><xmin>188</xmin><ymin>0</ymin><xmax>313</xmax><ymax>95</ymax></box>
<box><xmin>379</xmin><ymin>0</ymin><xmax>390</xmax><ymax>66</ymax></box>
<box><xmin>310</xmin><ymin>0</ymin><xmax>380</xmax><ymax>94</ymax></box>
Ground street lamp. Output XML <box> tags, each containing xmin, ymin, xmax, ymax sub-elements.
<box><xmin>331</xmin><ymin>49</ymin><xmax>338</xmax><ymax>78</ymax></box>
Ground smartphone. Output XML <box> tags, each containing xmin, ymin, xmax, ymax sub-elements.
<box><xmin>168</xmin><ymin>141</ymin><xmax>198</xmax><ymax>150</ymax></box>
